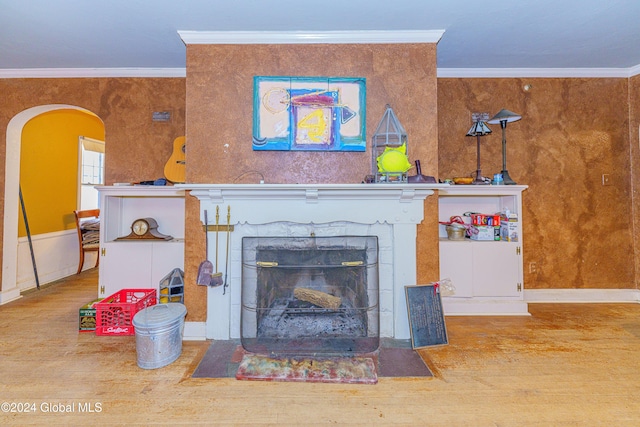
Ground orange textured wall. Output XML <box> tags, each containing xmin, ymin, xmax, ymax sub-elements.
<box><xmin>438</xmin><ymin>78</ymin><xmax>634</xmax><ymax>290</ymax></box>
<box><xmin>629</xmin><ymin>74</ymin><xmax>640</xmax><ymax>287</ymax></box>
<box><xmin>0</xmin><ymin>77</ymin><xmax>186</xmax><ymax>287</ymax></box>
<box><xmin>183</xmin><ymin>43</ymin><xmax>440</xmax><ymax>321</ymax></box>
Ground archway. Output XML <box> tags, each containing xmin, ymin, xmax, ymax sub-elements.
<box><xmin>1</xmin><ymin>105</ymin><xmax>103</xmax><ymax>304</ymax></box>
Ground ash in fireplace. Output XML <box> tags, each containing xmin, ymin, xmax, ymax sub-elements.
<box><xmin>257</xmin><ymin>297</ymin><xmax>367</xmax><ymax>339</ymax></box>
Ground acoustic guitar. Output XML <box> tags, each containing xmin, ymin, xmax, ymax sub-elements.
<box><xmin>164</xmin><ymin>136</ymin><xmax>186</xmax><ymax>183</ymax></box>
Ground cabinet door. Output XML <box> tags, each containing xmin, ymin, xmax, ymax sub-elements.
<box><xmin>472</xmin><ymin>242</ymin><xmax>521</xmax><ymax>297</ymax></box>
<box><xmin>439</xmin><ymin>241</ymin><xmax>474</xmax><ymax>297</ymax></box>
<box><xmin>99</xmin><ymin>242</ymin><xmax>153</xmax><ymax>297</ymax></box>
<box><xmin>150</xmin><ymin>241</ymin><xmax>185</xmax><ymax>288</ymax></box>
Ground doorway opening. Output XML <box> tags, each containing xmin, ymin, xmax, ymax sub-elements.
<box><xmin>1</xmin><ymin>105</ymin><xmax>105</xmax><ymax>303</ymax></box>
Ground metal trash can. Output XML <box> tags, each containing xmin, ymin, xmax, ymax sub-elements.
<box><xmin>132</xmin><ymin>303</ymin><xmax>187</xmax><ymax>369</ymax></box>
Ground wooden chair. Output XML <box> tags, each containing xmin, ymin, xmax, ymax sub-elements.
<box><xmin>74</xmin><ymin>209</ymin><xmax>100</xmax><ymax>274</ymax></box>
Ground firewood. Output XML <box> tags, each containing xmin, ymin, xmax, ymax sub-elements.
<box><xmin>293</xmin><ymin>287</ymin><xmax>342</xmax><ymax>309</ymax></box>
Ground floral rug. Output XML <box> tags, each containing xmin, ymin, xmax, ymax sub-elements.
<box><xmin>235</xmin><ymin>354</ymin><xmax>378</xmax><ymax>384</ymax></box>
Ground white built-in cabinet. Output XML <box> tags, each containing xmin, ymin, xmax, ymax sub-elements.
<box><xmin>437</xmin><ymin>185</ymin><xmax>529</xmax><ymax>315</ymax></box>
<box><xmin>96</xmin><ymin>186</ymin><xmax>185</xmax><ymax>298</ymax></box>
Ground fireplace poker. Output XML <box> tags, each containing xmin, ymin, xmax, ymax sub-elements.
<box><xmin>209</xmin><ymin>206</ymin><xmax>224</xmax><ymax>287</ymax></box>
<box><xmin>223</xmin><ymin>206</ymin><xmax>231</xmax><ymax>295</ymax></box>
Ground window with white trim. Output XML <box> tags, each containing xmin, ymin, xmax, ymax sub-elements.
<box><xmin>79</xmin><ymin>136</ymin><xmax>104</xmax><ymax>210</ymax></box>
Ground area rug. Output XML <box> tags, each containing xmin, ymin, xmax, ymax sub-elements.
<box><xmin>192</xmin><ymin>338</ymin><xmax>432</xmax><ymax>380</ymax></box>
<box><xmin>235</xmin><ymin>354</ymin><xmax>378</xmax><ymax>384</ymax></box>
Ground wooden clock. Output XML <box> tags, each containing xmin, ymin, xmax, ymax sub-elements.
<box><xmin>116</xmin><ymin>217</ymin><xmax>173</xmax><ymax>241</ymax></box>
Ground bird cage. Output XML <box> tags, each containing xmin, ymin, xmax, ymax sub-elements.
<box><xmin>371</xmin><ymin>105</ymin><xmax>411</xmax><ymax>183</ymax></box>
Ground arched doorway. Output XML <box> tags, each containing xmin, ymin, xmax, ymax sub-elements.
<box><xmin>1</xmin><ymin>105</ymin><xmax>104</xmax><ymax>303</ymax></box>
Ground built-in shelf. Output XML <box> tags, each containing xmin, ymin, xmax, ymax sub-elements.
<box><xmin>96</xmin><ymin>186</ymin><xmax>185</xmax><ymax>298</ymax></box>
<box><xmin>437</xmin><ymin>185</ymin><xmax>529</xmax><ymax>315</ymax></box>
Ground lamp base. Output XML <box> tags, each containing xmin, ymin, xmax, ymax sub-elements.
<box><xmin>501</xmin><ymin>169</ymin><xmax>516</xmax><ymax>185</ymax></box>
<box><xmin>472</xmin><ymin>169</ymin><xmax>489</xmax><ymax>185</ymax></box>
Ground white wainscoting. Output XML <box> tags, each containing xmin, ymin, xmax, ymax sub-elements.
<box><xmin>17</xmin><ymin>229</ymin><xmax>96</xmax><ymax>291</ymax></box>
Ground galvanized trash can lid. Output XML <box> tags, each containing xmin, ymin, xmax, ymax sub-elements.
<box><xmin>133</xmin><ymin>303</ymin><xmax>187</xmax><ymax>329</ymax></box>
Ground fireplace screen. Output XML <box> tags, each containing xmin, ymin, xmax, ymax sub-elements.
<box><xmin>241</xmin><ymin>236</ymin><xmax>379</xmax><ymax>356</ymax></box>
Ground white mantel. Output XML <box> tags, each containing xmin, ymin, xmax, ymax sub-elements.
<box><xmin>179</xmin><ymin>183</ymin><xmax>446</xmax><ymax>340</ymax></box>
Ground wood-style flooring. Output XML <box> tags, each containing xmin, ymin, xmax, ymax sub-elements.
<box><xmin>1</xmin><ymin>269</ymin><xmax>639</xmax><ymax>426</ymax></box>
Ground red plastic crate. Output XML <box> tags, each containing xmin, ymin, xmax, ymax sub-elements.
<box><xmin>95</xmin><ymin>289</ymin><xmax>157</xmax><ymax>336</ymax></box>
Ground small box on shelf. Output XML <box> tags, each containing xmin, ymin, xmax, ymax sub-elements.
<box><xmin>471</xmin><ymin>213</ymin><xmax>501</xmax><ymax>227</ymax></box>
<box><xmin>500</xmin><ymin>213</ymin><xmax>519</xmax><ymax>242</ymax></box>
<box><xmin>470</xmin><ymin>225</ymin><xmax>500</xmax><ymax>241</ymax></box>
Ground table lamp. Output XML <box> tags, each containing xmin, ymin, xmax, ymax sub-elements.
<box><xmin>488</xmin><ymin>108</ymin><xmax>522</xmax><ymax>185</ymax></box>
<box><xmin>466</xmin><ymin>118</ymin><xmax>492</xmax><ymax>185</ymax></box>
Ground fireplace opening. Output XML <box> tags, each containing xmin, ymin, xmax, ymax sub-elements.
<box><xmin>241</xmin><ymin>236</ymin><xmax>379</xmax><ymax>357</ymax></box>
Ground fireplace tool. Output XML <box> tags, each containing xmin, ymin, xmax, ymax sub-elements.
<box><xmin>223</xmin><ymin>205</ymin><xmax>231</xmax><ymax>295</ymax></box>
<box><xmin>196</xmin><ymin>209</ymin><xmax>214</xmax><ymax>286</ymax></box>
<box><xmin>210</xmin><ymin>206</ymin><xmax>224</xmax><ymax>287</ymax></box>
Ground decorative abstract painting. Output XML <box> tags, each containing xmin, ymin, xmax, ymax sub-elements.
<box><xmin>252</xmin><ymin>76</ymin><xmax>366</xmax><ymax>151</ymax></box>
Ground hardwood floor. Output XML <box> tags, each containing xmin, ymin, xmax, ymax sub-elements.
<box><xmin>1</xmin><ymin>270</ymin><xmax>639</xmax><ymax>426</ymax></box>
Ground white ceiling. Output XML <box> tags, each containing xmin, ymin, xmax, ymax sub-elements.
<box><xmin>1</xmin><ymin>0</ymin><xmax>639</xmax><ymax>76</ymax></box>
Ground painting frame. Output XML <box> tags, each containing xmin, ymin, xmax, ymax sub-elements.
<box><xmin>252</xmin><ymin>76</ymin><xmax>366</xmax><ymax>152</ymax></box>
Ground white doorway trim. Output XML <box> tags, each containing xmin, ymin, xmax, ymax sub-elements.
<box><xmin>1</xmin><ymin>104</ymin><xmax>97</xmax><ymax>304</ymax></box>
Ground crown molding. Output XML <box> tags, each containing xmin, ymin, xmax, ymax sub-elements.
<box><xmin>0</xmin><ymin>68</ymin><xmax>186</xmax><ymax>79</ymax></box>
<box><xmin>178</xmin><ymin>30</ymin><xmax>445</xmax><ymax>45</ymax></box>
<box><xmin>438</xmin><ymin>67</ymin><xmax>636</xmax><ymax>78</ymax></box>
<box><xmin>1</xmin><ymin>65</ymin><xmax>639</xmax><ymax>80</ymax></box>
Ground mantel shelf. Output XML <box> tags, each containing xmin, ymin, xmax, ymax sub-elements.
<box><xmin>177</xmin><ymin>183</ymin><xmax>448</xmax><ymax>226</ymax></box>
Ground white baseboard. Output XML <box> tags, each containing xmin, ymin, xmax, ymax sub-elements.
<box><xmin>183</xmin><ymin>321</ymin><xmax>207</xmax><ymax>341</ymax></box>
<box><xmin>525</xmin><ymin>289</ymin><xmax>640</xmax><ymax>303</ymax></box>
<box><xmin>442</xmin><ymin>298</ymin><xmax>530</xmax><ymax>316</ymax></box>
<box><xmin>0</xmin><ymin>287</ymin><xmax>22</xmax><ymax>305</ymax></box>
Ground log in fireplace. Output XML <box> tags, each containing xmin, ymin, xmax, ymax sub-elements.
<box><xmin>241</xmin><ymin>236</ymin><xmax>379</xmax><ymax>357</ymax></box>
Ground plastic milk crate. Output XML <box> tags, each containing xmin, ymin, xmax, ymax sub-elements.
<box><xmin>95</xmin><ymin>289</ymin><xmax>157</xmax><ymax>336</ymax></box>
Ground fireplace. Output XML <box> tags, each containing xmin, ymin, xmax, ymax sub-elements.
<box><xmin>180</xmin><ymin>183</ymin><xmax>440</xmax><ymax>341</ymax></box>
<box><xmin>241</xmin><ymin>236</ymin><xmax>379</xmax><ymax>356</ymax></box>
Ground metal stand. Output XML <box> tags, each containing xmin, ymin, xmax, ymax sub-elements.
<box><xmin>500</xmin><ymin>121</ymin><xmax>516</xmax><ymax>185</ymax></box>
<box><xmin>472</xmin><ymin>134</ymin><xmax>487</xmax><ymax>185</ymax></box>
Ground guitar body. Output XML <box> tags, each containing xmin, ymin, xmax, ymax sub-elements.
<box><xmin>164</xmin><ymin>136</ymin><xmax>186</xmax><ymax>183</ymax></box>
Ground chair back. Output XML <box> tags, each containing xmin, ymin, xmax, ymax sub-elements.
<box><xmin>74</xmin><ymin>209</ymin><xmax>100</xmax><ymax>246</ymax></box>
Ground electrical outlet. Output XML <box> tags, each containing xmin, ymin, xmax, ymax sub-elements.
<box><xmin>529</xmin><ymin>262</ymin><xmax>537</xmax><ymax>274</ymax></box>
<box><xmin>602</xmin><ymin>174</ymin><xmax>611</xmax><ymax>186</ymax></box>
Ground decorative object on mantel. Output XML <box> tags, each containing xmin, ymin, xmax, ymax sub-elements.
<box><xmin>488</xmin><ymin>108</ymin><xmax>522</xmax><ymax>185</ymax></box>
<box><xmin>371</xmin><ymin>104</ymin><xmax>412</xmax><ymax>183</ymax></box>
<box><xmin>407</xmin><ymin>160</ymin><xmax>437</xmax><ymax>183</ymax></box>
<box><xmin>466</xmin><ymin>113</ymin><xmax>492</xmax><ymax>185</ymax></box>
<box><xmin>252</xmin><ymin>76</ymin><xmax>366</xmax><ymax>151</ymax></box>
<box><xmin>452</xmin><ymin>177</ymin><xmax>474</xmax><ymax>185</ymax></box>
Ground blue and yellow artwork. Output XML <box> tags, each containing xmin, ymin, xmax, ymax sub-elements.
<box><xmin>252</xmin><ymin>76</ymin><xmax>366</xmax><ymax>151</ymax></box>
